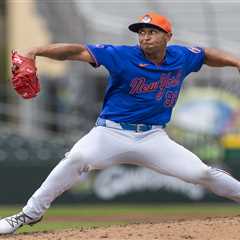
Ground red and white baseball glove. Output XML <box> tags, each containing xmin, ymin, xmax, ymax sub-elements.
<box><xmin>11</xmin><ymin>50</ymin><xmax>40</xmax><ymax>99</ymax></box>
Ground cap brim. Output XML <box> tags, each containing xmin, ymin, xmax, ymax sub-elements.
<box><xmin>128</xmin><ymin>22</ymin><xmax>167</xmax><ymax>33</ymax></box>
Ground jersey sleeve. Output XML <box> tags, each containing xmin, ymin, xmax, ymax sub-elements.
<box><xmin>86</xmin><ymin>44</ymin><xmax>124</xmax><ymax>75</ymax></box>
<box><xmin>181</xmin><ymin>46</ymin><xmax>205</xmax><ymax>76</ymax></box>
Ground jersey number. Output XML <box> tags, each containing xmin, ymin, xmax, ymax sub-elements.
<box><xmin>164</xmin><ymin>91</ymin><xmax>178</xmax><ymax>107</ymax></box>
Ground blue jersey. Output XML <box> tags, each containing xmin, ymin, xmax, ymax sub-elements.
<box><xmin>86</xmin><ymin>44</ymin><xmax>205</xmax><ymax>125</ymax></box>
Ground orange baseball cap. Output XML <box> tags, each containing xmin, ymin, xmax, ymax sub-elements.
<box><xmin>128</xmin><ymin>12</ymin><xmax>172</xmax><ymax>33</ymax></box>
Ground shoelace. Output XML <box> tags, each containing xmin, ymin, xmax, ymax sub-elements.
<box><xmin>5</xmin><ymin>213</ymin><xmax>32</xmax><ymax>228</ymax></box>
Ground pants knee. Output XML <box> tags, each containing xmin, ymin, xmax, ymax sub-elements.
<box><xmin>182</xmin><ymin>167</ymin><xmax>211</xmax><ymax>185</ymax></box>
<box><xmin>201</xmin><ymin>167</ymin><xmax>231</xmax><ymax>183</ymax></box>
<box><xmin>63</xmin><ymin>151</ymin><xmax>92</xmax><ymax>172</ymax></box>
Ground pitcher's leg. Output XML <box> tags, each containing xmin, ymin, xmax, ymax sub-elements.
<box><xmin>139</xmin><ymin>129</ymin><xmax>240</xmax><ymax>202</ymax></box>
<box><xmin>0</xmin><ymin>126</ymin><xmax>132</xmax><ymax>234</ymax></box>
<box><xmin>22</xmin><ymin>126</ymin><xmax>131</xmax><ymax>219</ymax></box>
<box><xmin>22</xmin><ymin>155</ymin><xmax>90</xmax><ymax>219</ymax></box>
<box><xmin>139</xmin><ymin>130</ymin><xmax>210</xmax><ymax>183</ymax></box>
<box><xmin>200</xmin><ymin>167</ymin><xmax>240</xmax><ymax>203</ymax></box>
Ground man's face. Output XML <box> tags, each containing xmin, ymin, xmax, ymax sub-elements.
<box><xmin>138</xmin><ymin>27</ymin><xmax>172</xmax><ymax>54</ymax></box>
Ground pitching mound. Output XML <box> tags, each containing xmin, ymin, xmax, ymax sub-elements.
<box><xmin>3</xmin><ymin>216</ymin><xmax>240</xmax><ymax>240</ymax></box>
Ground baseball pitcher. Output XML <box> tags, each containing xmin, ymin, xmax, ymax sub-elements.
<box><xmin>1</xmin><ymin>12</ymin><xmax>240</xmax><ymax>234</ymax></box>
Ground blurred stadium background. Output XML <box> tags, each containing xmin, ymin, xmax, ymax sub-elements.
<box><xmin>0</xmin><ymin>0</ymin><xmax>240</xmax><ymax>205</ymax></box>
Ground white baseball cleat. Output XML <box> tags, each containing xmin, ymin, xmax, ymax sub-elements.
<box><xmin>0</xmin><ymin>212</ymin><xmax>42</xmax><ymax>234</ymax></box>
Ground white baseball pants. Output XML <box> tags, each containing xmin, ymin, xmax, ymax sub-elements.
<box><xmin>23</xmin><ymin>125</ymin><xmax>240</xmax><ymax>219</ymax></box>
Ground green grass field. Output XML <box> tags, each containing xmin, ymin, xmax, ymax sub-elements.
<box><xmin>0</xmin><ymin>203</ymin><xmax>239</xmax><ymax>233</ymax></box>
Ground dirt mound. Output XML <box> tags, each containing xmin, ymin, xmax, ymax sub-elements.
<box><xmin>3</xmin><ymin>216</ymin><xmax>240</xmax><ymax>240</ymax></box>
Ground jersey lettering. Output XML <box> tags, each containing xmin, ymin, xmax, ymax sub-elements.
<box><xmin>129</xmin><ymin>70</ymin><xmax>181</xmax><ymax>102</ymax></box>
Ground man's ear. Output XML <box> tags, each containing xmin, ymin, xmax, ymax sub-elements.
<box><xmin>166</xmin><ymin>32</ymin><xmax>172</xmax><ymax>42</ymax></box>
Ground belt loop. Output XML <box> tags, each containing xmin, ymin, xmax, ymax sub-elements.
<box><xmin>136</xmin><ymin>125</ymin><xmax>141</xmax><ymax>132</ymax></box>
<box><xmin>96</xmin><ymin>117</ymin><xmax>106</xmax><ymax>127</ymax></box>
